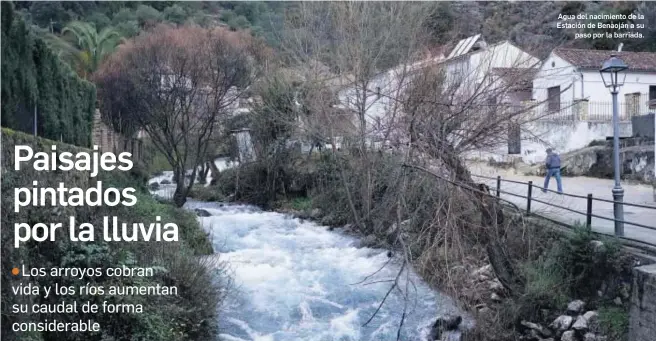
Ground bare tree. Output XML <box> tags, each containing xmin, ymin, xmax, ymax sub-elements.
<box><xmin>282</xmin><ymin>1</ymin><xmax>433</xmax><ymax>232</ymax></box>
<box><xmin>96</xmin><ymin>25</ymin><xmax>264</xmax><ymax>206</ymax></box>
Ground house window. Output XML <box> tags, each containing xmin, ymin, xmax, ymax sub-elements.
<box><xmin>625</xmin><ymin>92</ymin><xmax>641</xmax><ymax>117</ymax></box>
<box><xmin>547</xmin><ymin>86</ymin><xmax>561</xmax><ymax>112</ymax></box>
<box><xmin>650</xmin><ymin>85</ymin><xmax>656</xmax><ymax>108</ymax></box>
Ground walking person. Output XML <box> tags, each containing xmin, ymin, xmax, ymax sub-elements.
<box><xmin>543</xmin><ymin>148</ymin><xmax>563</xmax><ymax>193</ymax></box>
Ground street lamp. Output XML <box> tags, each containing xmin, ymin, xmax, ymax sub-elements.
<box><xmin>600</xmin><ymin>54</ymin><xmax>628</xmax><ymax>237</ymax></box>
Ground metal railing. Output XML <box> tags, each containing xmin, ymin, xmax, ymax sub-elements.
<box><xmin>530</xmin><ymin>94</ymin><xmax>654</xmax><ymax>122</ymax></box>
<box><xmin>471</xmin><ymin>173</ymin><xmax>656</xmax><ymax>248</ymax></box>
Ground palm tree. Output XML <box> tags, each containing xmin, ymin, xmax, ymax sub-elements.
<box><xmin>50</xmin><ymin>21</ymin><xmax>124</xmax><ymax>79</ymax></box>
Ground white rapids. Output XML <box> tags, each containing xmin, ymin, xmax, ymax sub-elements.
<box><xmin>150</xmin><ymin>160</ymin><xmax>468</xmax><ymax>341</ymax></box>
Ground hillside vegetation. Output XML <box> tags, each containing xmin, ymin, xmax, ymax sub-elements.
<box><xmin>1</xmin><ymin>2</ymin><xmax>96</xmax><ymax>146</ymax></box>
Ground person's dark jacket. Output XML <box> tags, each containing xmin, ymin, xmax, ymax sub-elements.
<box><xmin>545</xmin><ymin>152</ymin><xmax>561</xmax><ymax>169</ymax></box>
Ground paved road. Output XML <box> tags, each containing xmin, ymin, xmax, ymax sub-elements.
<box><xmin>467</xmin><ymin>162</ymin><xmax>656</xmax><ymax>246</ymax></box>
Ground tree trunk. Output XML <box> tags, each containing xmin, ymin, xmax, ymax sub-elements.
<box><xmin>486</xmin><ymin>241</ymin><xmax>522</xmax><ymax>294</ymax></box>
<box><xmin>173</xmin><ymin>183</ymin><xmax>187</xmax><ymax>207</ymax></box>
<box><xmin>208</xmin><ymin>159</ymin><xmax>220</xmax><ymax>185</ymax></box>
<box><xmin>198</xmin><ymin>162</ymin><xmax>210</xmax><ymax>184</ymax></box>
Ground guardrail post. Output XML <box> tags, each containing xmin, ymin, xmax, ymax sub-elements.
<box><xmin>527</xmin><ymin>181</ymin><xmax>533</xmax><ymax>215</ymax></box>
<box><xmin>586</xmin><ymin>194</ymin><xmax>593</xmax><ymax>228</ymax></box>
<box><xmin>496</xmin><ymin>176</ymin><xmax>501</xmax><ymax>197</ymax></box>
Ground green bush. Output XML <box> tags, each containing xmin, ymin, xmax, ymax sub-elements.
<box><xmin>518</xmin><ymin>258</ymin><xmax>569</xmax><ymax>319</ymax></box>
<box><xmin>189</xmin><ymin>185</ymin><xmax>225</xmax><ymax>203</ymax></box>
<box><xmin>551</xmin><ymin>226</ymin><xmax>623</xmax><ymax>297</ymax></box>
<box><xmin>598</xmin><ymin>306</ymin><xmax>629</xmax><ymax>341</ymax></box>
<box><xmin>1</xmin><ymin>2</ymin><xmax>96</xmax><ymax>147</ymax></box>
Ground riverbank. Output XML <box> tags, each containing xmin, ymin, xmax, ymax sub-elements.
<box><xmin>183</xmin><ymin>153</ymin><xmax>636</xmax><ymax>341</ymax></box>
<box><xmin>150</xmin><ymin>169</ymin><xmax>469</xmax><ymax>340</ymax></box>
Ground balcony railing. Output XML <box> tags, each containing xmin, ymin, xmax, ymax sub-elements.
<box><xmin>526</xmin><ymin>93</ymin><xmax>655</xmax><ymax>122</ymax></box>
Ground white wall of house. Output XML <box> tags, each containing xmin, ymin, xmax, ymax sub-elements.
<box><xmin>532</xmin><ymin>54</ymin><xmax>578</xmax><ymax>103</ymax></box>
<box><xmin>466</xmin><ymin>121</ymin><xmax>634</xmax><ymax>165</ymax></box>
<box><xmin>533</xmin><ymin>52</ymin><xmax>656</xmax><ymax>106</ymax></box>
<box><xmin>337</xmin><ymin>56</ymin><xmax>444</xmax><ymax>139</ymax></box>
<box><xmin>444</xmin><ymin>41</ymin><xmax>539</xmax><ymax>95</ymax></box>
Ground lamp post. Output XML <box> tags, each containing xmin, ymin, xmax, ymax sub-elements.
<box><xmin>600</xmin><ymin>54</ymin><xmax>628</xmax><ymax>237</ymax></box>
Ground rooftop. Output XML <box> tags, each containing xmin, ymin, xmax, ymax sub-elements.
<box><xmin>492</xmin><ymin>67</ymin><xmax>538</xmax><ymax>89</ymax></box>
<box><xmin>553</xmin><ymin>48</ymin><xmax>656</xmax><ymax>72</ymax></box>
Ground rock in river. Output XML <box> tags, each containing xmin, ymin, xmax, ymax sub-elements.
<box><xmin>194</xmin><ymin>208</ymin><xmax>212</xmax><ymax>217</ymax></box>
<box><xmin>429</xmin><ymin>314</ymin><xmax>462</xmax><ymax>340</ymax></box>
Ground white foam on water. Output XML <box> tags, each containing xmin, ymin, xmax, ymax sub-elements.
<box><xmin>148</xmin><ymin>157</ymin><xmax>236</xmax><ymax>198</ymax></box>
<box><xmin>179</xmin><ymin>201</ymin><xmax>467</xmax><ymax>341</ymax></box>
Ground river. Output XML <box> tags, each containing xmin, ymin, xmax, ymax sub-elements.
<box><xmin>150</xmin><ymin>161</ymin><xmax>466</xmax><ymax>341</ymax></box>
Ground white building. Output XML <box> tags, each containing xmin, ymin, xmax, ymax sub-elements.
<box><xmin>441</xmin><ymin>35</ymin><xmax>540</xmax><ymax>103</ymax></box>
<box><xmin>532</xmin><ymin>48</ymin><xmax>656</xmax><ymax>120</ymax></box>
<box><xmin>336</xmin><ymin>52</ymin><xmax>446</xmax><ymax>146</ymax></box>
<box><xmin>499</xmin><ymin>48</ymin><xmax>656</xmax><ymax>164</ymax></box>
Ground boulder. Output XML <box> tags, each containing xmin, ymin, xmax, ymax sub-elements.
<box><xmin>160</xmin><ymin>179</ymin><xmax>171</xmax><ymax>185</ymax></box>
<box><xmin>385</xmin><ymin>219</ymin><xmax>412</xmax><ymax>244</ymax></box>
<box><xmin>320</xmin><ymin>214</ymin><xmax>339</xmax><ymax>226</ymax></box>
<box><xmin>550</xmin><ymin>315</ymin><xmax>574</xmax><ymax>331</ymax></box>
<box><xmin>149</xmin><ymin>182</ymin><xmax>160</xmax><ymax>190</ymax></box>
<box><xmin>359</xmin><ymin>234</ymin><xmax>378</xmax><ymax>248</ymax></box>
<box><xmin>490</xmin><ymin>292</ymin><xmax>502</xmax><ymax>302</ymax></box>
<box><xmin>489</xmin><ymin>279</ymin><xmax>504</xmax><ymax>293</ymax></box>
<box><xmin>582</xmin><ymin>311</ymin><xmax>599</xmax><ymax>331</ymax></box>
<box><xmin>471</xmin><ymin>264</ymin><xmax>493</xmax><ymax>281</ymax></box>
<box><xmin>613</xmin><ymin>297</ymin><xmax>623</xmax><ymax>306</ymax></box>
<box><xmin>567</xmin><ymin>300</ymin><xmax>586</xmax><ymax>315</ymax></box>
<box><xmin>520</xmin><ymin>320</ymin><xmax>552</xmax><ymax>338</ymax></box>
<box><xmin>620</xmin><ymin>282</ymin><xmax>631</xmax><ymax>300</ymax></box>
<box><xmin>590</xmin><ymin>240</ymin><xmax>604</xmax><ymax>252</ymax></box>
<box><xmin>584</xmin><ymin>332</ymin><xmax>607</xmax><ymax>341</ymax></box>
<box><xmin>310</xmin><ymin>208</ymin><xmax>322</xmax><ymax>219</ymax></box>
<box><xmin>561</xmin><ymin>330</ymin><xmax>576</xmax><ymax>341</ymax></box>
<box><xmin>194</xmin><ymin>209</ymin><xmax>212</xmax><ymax>217</ymax></box>
<box><xmin>429</xmin><ymin>315</ymin><xmax>462</xmax><ymax>341</ymax></box>
<box><xmin>572</xmin><ymin>315</ymin><xmax>588</xmax><ymax>332</ymax></box>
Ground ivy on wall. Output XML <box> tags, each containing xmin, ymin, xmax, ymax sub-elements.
<box><xmin>1</xmin><ymin>2</ymin><xmax>96</xmax><ymax>147</ymax></box>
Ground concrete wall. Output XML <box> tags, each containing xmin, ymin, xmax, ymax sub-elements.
<box><xmin>629</xmin><ymin>263</ymin><xmax>656</xmax><ymax>341</ymax></box>
<box><xmin>520</xmin><ymin>121</ymin><xmax>633</xmax><ymax>164</ymax></box>
<box><xmin>632</xmin><ymin>114</ymin><xmax>656</xmax><ymax>138</ymax></box>
<box><xmin>467</xmin><ymin>121</ymin><xmax>634</xmax><ymax>164</ymax></box>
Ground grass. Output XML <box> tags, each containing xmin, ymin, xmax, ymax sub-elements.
<box><xmin>273</xmin><ymin>196</ymin><xmax>313</xmax><ymax>212</ymax></box>
<box><xmin>290</xmin><ymin>197</ymin><xmax>312</xmax><ymax>211</ymax></box>
<box><xmin>189</xmin><ymin>185</ymin><xmax>225</xmax><ymax>202</ymax></box>
<box><xmin>598</xmin><ymin>306</ymin><xmax>629</xmax><ymax>341</ymax></box>
<box><xmin>148</xmin><ymin>148</ymin><xmax>173</xmax><ymax>174</ymax></box>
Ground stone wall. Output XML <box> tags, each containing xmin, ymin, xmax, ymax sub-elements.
<box><xmin>91</xmin><ymin>109</ymin><xmax>145</xmax><ymax>161</ymax></box>
<box><xmin>629</xmin><ymin>264</ymin><xmax>656</xmax><ymax>341</ymax></box>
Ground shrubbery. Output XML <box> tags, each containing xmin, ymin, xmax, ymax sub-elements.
<box><xmin>1</xmin><ymin>3</ymin><xmax>96</xmax><ymax>147</ymax></box>
<box><xmin>490</xmin><ymin>224</ymin><xmax>629</xmax><ymax>338</ymax></box>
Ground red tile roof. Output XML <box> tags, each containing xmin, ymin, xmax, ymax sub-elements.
<box><xmin>553</xmin><ymin>48</ymin><xmax>656</xmax><ymax>72</ymax></box>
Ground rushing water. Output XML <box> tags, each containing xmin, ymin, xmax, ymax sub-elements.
<box><xmin>150</xmin><ymin>161</ymin><xmax>466</xmax><ymax>341</ymax></box>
